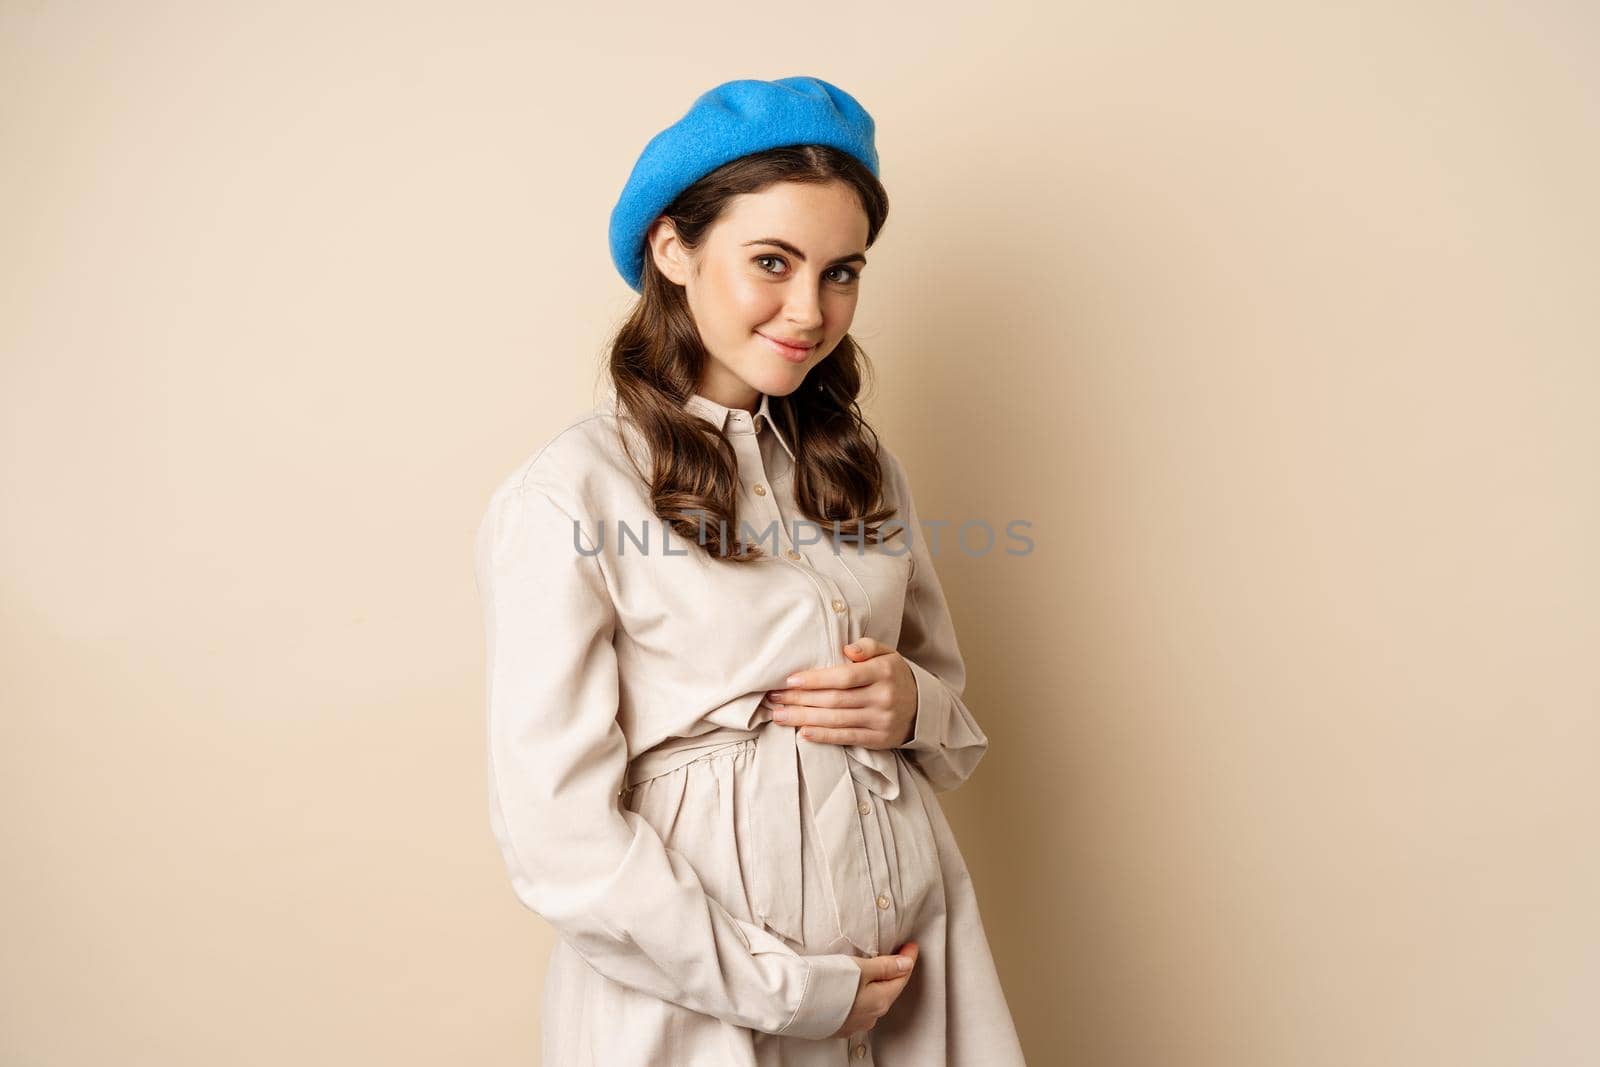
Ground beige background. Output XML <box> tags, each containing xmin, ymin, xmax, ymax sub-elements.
<box><xmin>4</xmin><ymin>2</ymin><xmax>1598</xmax><ymax>1064</ymax></box>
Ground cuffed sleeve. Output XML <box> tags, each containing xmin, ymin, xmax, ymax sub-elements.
<box><xmin>475</xmin><ymin>480</ymin><xmax>859</xmax><ymax>1037</ymax></box>
<box><xmin>785</xmin><ymin>951</ymin><xmax>866</xmax><ymax>1039</ymax></box>
<box><xmin>884</xmin><ymin>451</ymin><xmax>991</xmax><ymax>793</ymax></box>
<box><xmin>738</xmin><ymin>919</ymin><xmax>861</xmax><ymax>1039</ymax></box>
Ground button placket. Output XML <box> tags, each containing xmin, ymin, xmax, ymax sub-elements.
<box><xmin>731</xmin><ymin>428</ymin><xmax>805</xmax><ymax>564</ymax></box>
<box><xmin>731</xmin><ymin>422</ymin><xmax>865</xmax><ymax>710</ymax></box>
<box><xmin>730</xmin><ymin>429</ymin><xmax>840</xmax><ymax>669</ymax></box>
<box><xmin>818</xmin><ymin>574</ymin><xmax>851</xmax><ymax>659</ymax></box>
<box><xmin>845</xmin><ymin>760</ymin><xmax>897</xmax><ymax>952</ymax></box>
<box><xmin>865</xmin><ymin>832</ymin><xmax>896</xmax><ymax>946</ymax></box>
<box><xmin>729</xmin><ymin>431</ymin><xmax>785</xmax><ymax>556</ymax></box>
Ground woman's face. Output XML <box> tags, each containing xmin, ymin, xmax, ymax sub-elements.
<box><xmin>647</xmin><ymin>179</ymin><xmax>870</xmax><ymax>409</ymax></box>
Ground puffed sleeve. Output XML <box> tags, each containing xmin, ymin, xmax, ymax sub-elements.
<box><xmin>884</xmin><ymin>450</ymin><xmax>992</xmax><ymax>793</ymax></box>
<box><xmin>474</xmin><ymin>480</ymin><xmax>861</xmax><ymax>1039</ymax></box>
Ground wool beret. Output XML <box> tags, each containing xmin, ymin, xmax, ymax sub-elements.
<box><xmin>607</xmin><ymin>76</ymin><xmax>880</xmax><ymax>293</ymax></box>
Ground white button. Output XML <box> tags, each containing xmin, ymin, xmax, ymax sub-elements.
<box><xmin>784</xmin><ymin>548</ymin><xmax>801</xmax><ymax>561</ymax></box>
<box><xmin>753</xmin><ymin>483</ymin><xmax>767</xmax><ymax>496</ymax></box>
<box><xmin>876</xmin><ymin>893</ymin><xmax>891</xmax><ymax>910</ymax></box>
<box><xmin>851</xmin><ymin>1045</ymin><xmax>867</xmax><ymax>1060</ymax></box>
<box><xmin>831</xmin><ymin>598</ymin><xmax>845</xmax><ymax>612</ymax></box>
<box><xmin>857</xmin><ymin>801</ymin><xmax>870</xmax><ymax>815</ymax></box>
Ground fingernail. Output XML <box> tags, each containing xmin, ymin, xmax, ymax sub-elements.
<box><xmin>897</xmin><ymin>957</ymin><xmax>911</xmax><ymax>971</ymax></box>
<box><xmin>845</xmin><ymin>644</ymin><xmax>860</xmax><ymax>654</ymax></box>
<box><xmin>771</xmin><ymin>709</ymin><xmax>787</xmax><ymax>721</ymax></box>
<box><xmin>785</xmin><ymin>675</ymin><xmax>800</xmax><ymax>686</ymax></box>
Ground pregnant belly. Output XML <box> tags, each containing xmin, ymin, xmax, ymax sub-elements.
<box><xmin>621</xmin><ymin>729</ymin><xmax>945</xmax><ymax>958</ymax></box>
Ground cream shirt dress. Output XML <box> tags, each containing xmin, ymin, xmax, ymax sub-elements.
<box><xmin>474</xmin><ymin>383</ymin><xmax>1027</xmax><ymax>1065</ymax></box>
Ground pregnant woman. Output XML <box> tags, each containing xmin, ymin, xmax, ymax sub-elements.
<box><xmin>474</xmin><ymin>75</ymin><xmax>1026</xmax><ymax>1065</ymax></box>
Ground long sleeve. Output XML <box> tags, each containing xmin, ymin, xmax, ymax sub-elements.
<box><xmin>885</xmin><ymin>451</ymin><xmax>991</xmax><ymax>793</ymax></box>
<box><xmin>474</xmin><ymin>480</ymin><xmax>861</xmax><ymax>1039</ymax></box>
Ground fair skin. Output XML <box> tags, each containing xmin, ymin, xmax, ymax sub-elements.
<box><xmin>647</xmin><ymin>180</ymin><xmax>924</xmax><ymax>1037</ymax></box>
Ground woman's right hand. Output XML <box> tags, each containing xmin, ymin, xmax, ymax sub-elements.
<box><xmin>829</xmin><ymin>941</ymin><xmax>920</xmax><ymax>1039</ymax></box>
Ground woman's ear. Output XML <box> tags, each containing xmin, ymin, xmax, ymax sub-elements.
<box><xmin>645</xmin><ymin>217</ymin><xmax>690</xmax><ymax>286</ymax></box>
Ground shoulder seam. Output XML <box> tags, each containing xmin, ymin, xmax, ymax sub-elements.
<box><xmin>508</xmin><ymin>410</ymin><xmax>611</xmax><ymax>493</ymax></box>
<box><xmin>502</xmin><ymin>479</ymin><xmax>605</xmax><ymax>558</ymax></box>
<box><xmin>499</xmin><ymin>481</ymin><xmax>620</xmax><ymax>611</ymax></box>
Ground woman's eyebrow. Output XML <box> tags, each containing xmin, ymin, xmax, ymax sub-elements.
<box><xmin>743</xmin><ymin>237</ymin><xmax>867</xmax><ymax>267</ymax></box>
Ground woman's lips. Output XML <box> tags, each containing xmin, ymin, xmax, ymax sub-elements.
<box><xmin>758</xmin><ymin>332</ymin><xmax>817</xmax><ymax>363</ymax></box>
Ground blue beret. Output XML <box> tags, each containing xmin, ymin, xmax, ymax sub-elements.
<box><xmin>607</xmin><ymin>76</ymin><xmax>880</xmax><ymax>293</ymax></box>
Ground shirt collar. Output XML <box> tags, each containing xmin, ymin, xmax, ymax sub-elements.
<box><xmin>681</xmin><ymin>390</ymin><xmax>793</xmax><ymax>460</ymax></box>
<box><xmin>686</xmin><ymin>391</ymin><xmax>795</xmax><ymax>461</ymax></box>
<box><xmin>601</xmin><ymin>381</ymin><xmax>795</xmax><ymax>462</ymax></box>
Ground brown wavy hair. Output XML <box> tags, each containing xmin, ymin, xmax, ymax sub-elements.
<box><xmin>603</xmin><ymin>145</ymin><xmax>902</xmax><ymax>563</ymax></box>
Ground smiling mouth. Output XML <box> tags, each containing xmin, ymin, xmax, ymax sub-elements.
<box><xmin>758</xmin><ymin>332</ymin><xmax>818</xmax><ymax>353</ymax></box>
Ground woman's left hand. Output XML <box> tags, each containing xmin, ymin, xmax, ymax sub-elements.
<box><xmin>766</xmin><ymin>637</ymin><xmax>917</xmax><ymax>749</ymax></box>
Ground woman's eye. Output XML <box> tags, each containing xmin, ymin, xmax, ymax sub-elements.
<box><xmin>753</xmin><ymin>256</ymin><xmax>860</xmax><ymax>286</ymax></box>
